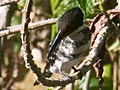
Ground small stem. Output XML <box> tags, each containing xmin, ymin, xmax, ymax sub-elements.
<box><xmin>0</xmin><ymin>0</ymin><xmax>19</xmax><ymax>7</ymax></box>
<box><xmin>0</xmin><ymin>18</ymin><xmax>57</xmax><ymax>37</ymax></box>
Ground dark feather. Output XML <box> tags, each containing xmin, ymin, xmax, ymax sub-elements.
<box><xmin>47</xmin><ymin>7</ymin><xmax>83</xmax><ymax>58</ymax></box>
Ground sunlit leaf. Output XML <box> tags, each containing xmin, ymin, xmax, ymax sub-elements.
<box><xmin>47</xmin><ymin>87</ymin><xmax>54</xmax><ymax>90</ymax></box>
<box><xmin>13</xmin><ymin>42</ymin><xmax>20</xmax><ymax>53</ymax></box>
<box><xmin>50</xmin><ymin>0</ymin><xmax>59</xmax><ymax>15</ymax></box>
<box><xmin>97</xmin><ymin>0</ymin><xmax>104</xmax><ymax>11</ymax></box>
<box><xmin>102</xmin><ymin>64</ymin><xmax>112</xmax><ymax>88</ymax></box>
<box><xmin>103</xmin><ymin>64</ymin><xmax>111</xmax><ymax>78</ymax></box>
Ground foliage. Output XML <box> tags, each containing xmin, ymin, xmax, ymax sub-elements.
<box><xmin>77</xmin><ymin>0</ymin><xmax>95</xmax><ymax>20</ymax></box>
<box><xmin>50</xmin><ymin>0</ymin><xmax>71</xmax><ymax>39</ymax></box>
<box><xmin>51</xmin><ymin>0</ymin><xmax>96</xmax><ymax>40</ymax></box>
<box><xmin>17</xmin><ymin>0</ymin><xmax>26</xmax><ymax>10</ymax></box>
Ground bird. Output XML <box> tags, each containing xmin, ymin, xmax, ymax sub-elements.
<box><xmin>43</xmin><ymin>7</ymin><xmax>91</xmax><ymax>78</ymax></box>
<box><xmin>34</xmin><ymin>7</ymin><xmax>91</xmax><ymax>85</ymax></box>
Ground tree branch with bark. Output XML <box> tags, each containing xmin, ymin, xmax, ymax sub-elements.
<box><xmin>0</xmin><ymin>18</ymin><xmax>57</xmax><ymax>37</ymax></box>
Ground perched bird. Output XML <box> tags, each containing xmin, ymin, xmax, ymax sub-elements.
<box><xmin>43</xmin><ymin>7</ymin><xmax>91</xmax><ymax>78</ymax></box>
<box><xmin>34</xmin><ymin>7</ymin><xmax>91</xmax><ymax>85</ymax></box>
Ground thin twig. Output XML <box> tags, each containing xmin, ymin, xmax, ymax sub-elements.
<box><xmin>0</xmin><ymin>18</ymin><xmax>91</xmax><ymax>37</ymax></box>
<box><xmin>0</xmin><ymin>0</ymin><xmax>19</xmax><ymax>7</ymax></box>
<box><xmin>0</xmin><ymin>18</ymin><xmax>57</xmax><ymax>37</ymax></box>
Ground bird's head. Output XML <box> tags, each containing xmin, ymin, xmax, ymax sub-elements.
<box><xmin>47</xmin><ymin>7</ymin><xmax>84</xmax><ymax>58</ymax></box>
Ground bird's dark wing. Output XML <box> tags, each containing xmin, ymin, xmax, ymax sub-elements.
<box><xmin>47</xmin><ymin>7</ymin><xmax>83</xmax><ymax>58</ymax></box>
<box><xmin>47</xmin><ymin>30</ymin><xmax>62</xmax><ymax>58</ymax></box>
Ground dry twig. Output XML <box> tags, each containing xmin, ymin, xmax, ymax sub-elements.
<box><xmin>0</xmin><ymin>18</ymin><xmax>92</xmax><ymax>37</ymax></box>
<box><xmin>0</xmin><ymin>18</ymin><xmax>57</xmax><ymax>37</ymax></box>
<box><xmin>0</xmin><ymin>0</ymin><xmax>19</xmax><ymax>7</ymax></box>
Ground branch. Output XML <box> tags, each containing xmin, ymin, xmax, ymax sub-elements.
<box><xmin>33</xmin><ymin>10</ymin><xmax>120</xmax><ymax>87</ymax></box>
<box><xmin>34</xmin><ymin>20</ymin><xmax>118</xmax><ymax>87</ymax></box>
<box><xmin>0</xmin><ymin>0</ymin><xmax>19</xmax><ymax>7</ymax></box>
<box><xmin>20</xmin><ymin>0</ymin><xmax>33</xmax><ymax>67</ymax></box>
<box><xmin>0</xmin><ymin>18</ymin><xmax>57</xmax><ymax>37</ymax></box>
<box><xmin>19</xmin><ymin>0</ymin><xmax>76</xmax><ymax>87</ymax></box>
<box><xmin>0</xmin><ymin>18</ymin><xmax>92</xmax><ymax>37</ymax></box>
<box><xmin>74</xmin><ymin>10</ymin><xmax>120</xmax><ymax>89</ymax></box>
<box><xmin>76</xmin><ymin>22</ymin><xmax>112</xmax><ymax>76</ymax></box>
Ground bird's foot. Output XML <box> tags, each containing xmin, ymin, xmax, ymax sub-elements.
<box><xmin>72</xmin><ymin>66</ymin><xmax>78</xmax><ymax>73</ymax></box>
<box><xmin>59</xmin><ymin>71</ymin><xmax>72</xmax><ymax>80</ymax></box>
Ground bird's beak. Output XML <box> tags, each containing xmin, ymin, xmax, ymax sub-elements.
<box><xmin>47</xmin><ymin>28</ymin><xmax>72</xmax><ymax>58</ymax></box>
<box><xmin>47</xmin><ymin>30</ymin><xmax>62</xmax><ymax>58</ymax></box>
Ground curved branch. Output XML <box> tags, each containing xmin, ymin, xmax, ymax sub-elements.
<box><xmin>34</xmin><ymin>21</ymin><xmax>118</xmax><ymax>87</ymax></box>
<box><xmin>28</xmin><ymin>10</ymin><xmax>120</xmax><ymax>87</ymax></box>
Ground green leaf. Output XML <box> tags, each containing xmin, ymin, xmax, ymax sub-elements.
<box><xmin>51</xmin><ymin>24</ymin><xmax>57</xmax><ymax>40</ymax></box>
<box><xmin>58</xmin><ymin>2</ymin><xmax>80</xmax><ymax>17</ymax></box>
<box><xmin>103</xmin><ymin>64</ymin><xmax>111</xmax><ymax>78</ymax></box>
<box><xmin>17</xmin><ymin>0</ymin><xmax>26</xmax><ymax>10</ymax></box>
<box><xmin>57</xmin><ymin>2</ymin><xmax>80</xmax><ymax>25</ymax></box>
<box><xmin>50</xmin><ymin>0</ymin><xmax>59</xmax><ymax>15</ymax></box>
<box><xmin>102</xmin><ymin>64</ymin><xmax>112</xmax><ymax>88</ymax></box>
<box><xmin>97</xmin><ymin>0</ymin><xmax>104</xmax><ymax>11</ymax></box>
<box><xmin>77</xmin><ymin>0</ymin><xmax>95</xmax><ymax>20</ymax></box>
<box><xmin>50</xmin><ymin>0</ymin><xmax>71</xmax><ymax>40</ymax></box>
<box><xmin>47</xmin><ymin>87</ymin><xmax>54</xmax><ymax>90</ymax></box>
<box><xmin>51</xmin><ymin>2</ymin><xmax>80</xmax><ymax>40</ymax></box>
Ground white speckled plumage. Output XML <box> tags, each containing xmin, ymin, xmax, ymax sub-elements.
<box><xmin>43</xmin><ymin>7</ymin><xmax>91</xmax><ymax>78</ymax></box>
<box><xmin>48</xmin><ymin>25</ymin><xmax>91</xmax><ymax>75</ymax></box>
